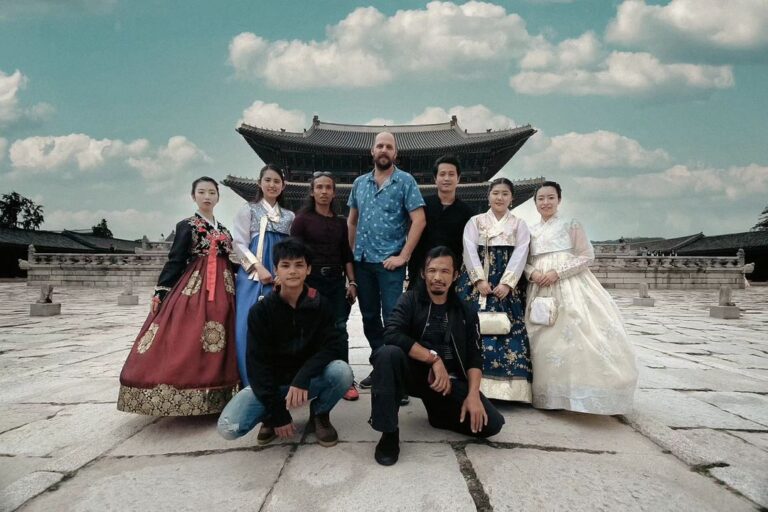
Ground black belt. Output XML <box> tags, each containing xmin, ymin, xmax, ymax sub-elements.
<box><xmin>314</xmin><ymin>265</ymin><xmax>344</xmax><ymax>277</ymax></box>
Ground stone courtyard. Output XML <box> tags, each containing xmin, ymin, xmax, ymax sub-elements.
<box><xmin>0</xmin><ymin>282</ymin><xmax>766</xmax><ymax>511</ymax></box>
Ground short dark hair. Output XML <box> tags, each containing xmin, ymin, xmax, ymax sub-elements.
<box><xmin>424</xmin><ymin>245</ymin><xmax>458</xmax><ymax>273</ymax></box>
<box><xmin>253</xmin><ymin>164</ymin><xmax>286</xmax><ymax>205</ymax></box>
<box><xmin>191</xmin><ymin>176</ymin><xmax>219</xmax><ymax>195</ymax></box>
<box><xmin>272</xmin><ymin>237</ymin><xmax>313</xmax><ymax>266</ymax></box>
<box><xmin>433</xmin><ymin>154</ymin><xmax>461</xmax><ymax>178</ymax></box>
<box><xmin>536</xmin><ymin>180</ymin><xmax>562</xmax><ymax>199</ymax></box>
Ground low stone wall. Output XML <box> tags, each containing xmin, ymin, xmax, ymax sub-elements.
<box><xmin>591</xmin><ymin>254</ymin><xmax>747</xmax><ymax>290</ymax></box>
<box><xmin>23</xmin><ymin>246</ymin><xmax>165</xmax><ymax>288</ymax></box>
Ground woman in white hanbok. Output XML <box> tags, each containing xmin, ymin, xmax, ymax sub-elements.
<box><xmin>525</xmin><ymin>182</ymin><xmax>637</xmax><ymax>414</ymax></box>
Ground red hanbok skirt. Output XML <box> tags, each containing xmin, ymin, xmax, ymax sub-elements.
<box><xmin>117</xmin><ymin>254</ymin><xmax>240</xmax><ymax>415</ymax></box>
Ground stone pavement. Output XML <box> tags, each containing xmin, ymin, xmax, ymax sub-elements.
<box><xmin>0</xmin><ymin>282</ymin><xmax>766</xmax><ymax>511</ymax></box>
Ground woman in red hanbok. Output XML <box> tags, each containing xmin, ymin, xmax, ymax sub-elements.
<box><xmin>117</xmin><ymin>177</ymin><xmax>240</xmax><ymax>415</ymax></box>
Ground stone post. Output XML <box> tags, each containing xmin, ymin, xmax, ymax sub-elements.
<box><xmin>633</xmin><ymin>282</ymin><xmax>655</xmax><ymax>306</ymax></box>
<box><xmin>30</xmin><ymin>284</ymin><xmax>62</xmax><ymax>316</ymax></box>
<box><xmin>118</xmin><ymin>279</ymin><xmax>139</xmax><ymax>305</ymax></box>
<box><xmin>709</xmin><ymin>285</ymin><xmax>740</xmax><ymax>319</ymax></box>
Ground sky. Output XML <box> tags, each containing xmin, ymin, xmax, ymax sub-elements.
<box><xmin>1</xmin><ymin>0</ymin><xmax>767</xmax><ymax>241</ymax></box>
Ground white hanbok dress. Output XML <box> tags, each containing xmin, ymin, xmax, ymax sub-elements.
<box><xmin>525</xmin><ymin>214</ymin><xmax>637</xmax><ymax>414</ymax></box>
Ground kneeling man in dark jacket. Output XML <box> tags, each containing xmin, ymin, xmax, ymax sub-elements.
<box><xmin>371</xmin><ymin>246</ymin><xmax>505</xmax><ymax>465</ymax></box>
<box><xmin>218</xmin><ymin>237</ymin><xmax>353</xmax><ymax>447</ymax></box>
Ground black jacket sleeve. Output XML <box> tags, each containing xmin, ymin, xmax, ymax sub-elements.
<box><xmin>291</xmin><ymin>298</ymin><xmax>343</xmax><ymax>389</ymax></box>
<box><xmin>383</xmin><ymin>292</ymin><xmax>419</xmax><ymax>353</ymax></box>
<box><xmin>463</xmin><ymin>304</ymin><xmax>483</xmax><ymax>371</ymax></box>
<box><xmin>154</xmin><ymin>220</ymin><xmax>192</xmax><ymax>301</ymax></box>
<box><xmin>246</xmin><ymin>302</ymin><xmax>292</xmax><ymax>428</ymax></box>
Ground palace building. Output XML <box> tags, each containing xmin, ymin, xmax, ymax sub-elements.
<box><xmin>224</xmin><ymin>115</ymin><xmax>542</xmax><ymax>213</ymax></box>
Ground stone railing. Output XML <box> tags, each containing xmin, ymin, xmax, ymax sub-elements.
<box><xmin>591</xmin><ymin>251</ymin><xmax>749</xmax><ymax>289</ymax></box>
<box><xmin>21</xmin><ymin>245</ymin><xmax>167</xmax><ymax>288</ymax></box>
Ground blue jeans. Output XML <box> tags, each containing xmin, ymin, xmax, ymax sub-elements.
<box><xmin>354</xmin><ymin>261</ymin><xmax>406</xmax><ymax>353</ymax></box>
<box><xmin>217</xmin><ymin>360</ymin><xmax>353</xmax><ymax>440</ymax></box>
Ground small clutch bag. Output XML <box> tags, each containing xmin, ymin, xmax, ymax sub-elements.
<box><xmin>477</xmin><ymin>295</ymin><xmax>512</xmax><ymax>335</ymax></box>
<box><xmin>529</xmin><ymin>296</ymin><xmax>558</xmax><ymax>326</ymax></box>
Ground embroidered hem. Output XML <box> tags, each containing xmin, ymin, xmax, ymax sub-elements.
<box><xmin>480</xmin><ymin>377</ymin><xmax>532</xmax><ymax>403</ymax></box>
<box><xmin>469</xmin><ymin>266</ymin><xmax>485</xmax><ymax>283</ymax></box>
<box><xmin>117</xmin><ymin>383</ymin><xmax>238</xmax><ymax>416</ymax></box>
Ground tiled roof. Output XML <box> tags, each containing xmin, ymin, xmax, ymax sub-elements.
<box><xmin>61</xmin><ymin>231</ymin><xmax>141</xmax><ymax>252</ymax></box>
<box><xmin>681</xmin><ymin>231</ymin><xmax>768</xmax><ymax>253</ymax></box>
<box><xmin>0</xmin><ymin>227</ymin><xmax>141</xmax><ymax>253</ymax></box>
<box><xmin>630</xmin><ymin>233</ymin><xmax>704</xmax><ymax>252</ymax></box>
<box><xmin>238</xmin><ymin>118</ymin><xmax>536</xmax><ymax>153</ymax></box>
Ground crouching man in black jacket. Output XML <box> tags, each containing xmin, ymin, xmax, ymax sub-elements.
<box><xmin>371</xmin><ymin>246</ymin><xmax>505</xmax><ymax>465</ymax></box>
<box><xmin>218</xmin><ymin>237</ymin><xmax>353</xmax><ymax>447</ymax></box>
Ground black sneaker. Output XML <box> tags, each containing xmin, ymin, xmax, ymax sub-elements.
<box><xmin>399</xmin><ymin>395</ymin><xmax>410</xmax><ymax>406</ymax></box>
<box><xmin>374</xmin><ymin>429</ymin><xmax>400</xmax><ymax>466</ymax></box>
<box><xmin>359</xmin><ymin>371</ymin><xmax>374</xmax><ymax>389</ymax></box>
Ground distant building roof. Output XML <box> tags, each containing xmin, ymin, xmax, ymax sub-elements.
<box><xmin>630</xmin><ymin>233</ymin><xmax>705</xmax><ymax>252</ymax></box>
<box><xmin>0</xmin><ymin>227</ymin><xmax>142</xmax><ymax>253</ymax></box>
<box><xmin>680</xmin><ymin>231</ymin><xmax>768</xmax><ymax>253</ymax></box>
<box><xmin>61</xmin><ymin>231</ymin><xmax>141</xmax><ymax>253</ymax></box>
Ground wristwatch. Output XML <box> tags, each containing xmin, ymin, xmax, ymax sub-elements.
<box><xmin>428</xmin><ymin>349</ymin><xmax>440</xmax><ymax>365</ymax></box>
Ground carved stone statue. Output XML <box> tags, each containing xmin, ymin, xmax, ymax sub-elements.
<box><xmin>718</xmin><ymin>285</ymin><xmax>734</xmax><ymax>307</ymax></box>
<box><xmin>638</xmin><ymin>282</ymin><xmax>650</xmax><ymax>298</ymax></box>
<box><xmin>37</xmin><ymin>284</ymin><xmax>54</xmax><ymax>304</ymax></box>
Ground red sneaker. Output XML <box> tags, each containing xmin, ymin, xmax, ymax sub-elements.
<box><xmin>343</xmin><ymin>383</ymin><xmax>359</xmax><ymax>401</ymax></box>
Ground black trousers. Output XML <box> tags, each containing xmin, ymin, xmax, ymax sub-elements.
<box><xmin>370</xmin><ymin>345</ymin><xmax>505</xmax><ymax>437</ymax></box>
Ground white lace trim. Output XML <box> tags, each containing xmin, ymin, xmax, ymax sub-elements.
<box><xmin>480</xmin><ymin>377</ymin><xmax>532</xmax><ymax>403</ymax></box>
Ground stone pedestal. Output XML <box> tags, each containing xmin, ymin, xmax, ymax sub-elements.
<box><xmin>118</xmin><ymin>295</ymin><xmax>139</xmax><ymax>306</ymax></box>
<box><xmin>633</xmin><ymin>297</ymin><xmax>655</xmax><ymax>307</ymax></box>
<box><xmin>709</xmin><ymin>305</ymin><xmax>740</xmax><ymax>319</ymax></box>
<box><xmin>30</xmin><ymin>303</ymin><xmax>61</xmax><ymax>316</ymax></box>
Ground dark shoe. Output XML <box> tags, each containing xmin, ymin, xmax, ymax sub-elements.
<box><xmin>311</xmin><ymin>412</ymin><xmax>339</xmax><ymax>447</ymax></box>
<box><xmin>375</xmin><ymin>429</ymin><xmax>400</xmax><ymax>466</ymax></box>
<box><xmin>359</xmin><ymin>372</ymin><xmax>374</xmax><ymax>389</ymax></box>
<box><xmin>343</xmin><ymin>382</ymin><xmax>359</xmax><ymax>401</ymax></box>
<box><xmin>399</xmin><ymin>394</ymin><xmax>410</xmax><ymax>406</ymax></box>
<box><xmin>256</xmin><ymin>425</ymin><xmax>276</xmax><ymax>446</ymax></box>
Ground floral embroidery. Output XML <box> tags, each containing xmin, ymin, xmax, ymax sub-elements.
<box><xmin>137</xmin><ymin>323</ymin><xmax>159</xmax><ymax>354</ymax></box>
<box><xmin>223</xmin><ymin>269</ymin><xmax>235</xmax><ymax>294</ymax></box>
<box><xmin>182</xmin><ymin>270</ymin><xmax>202</xmax><ymax>295</ymax></box>
<box><xmin>117</xmin><ymin>383</ymin><xmax>237</xmax><ymax>416</ymax></box>
<box><xmin>201</xmin><ymin>321</ymin><xmax>226</xmax><ymax>352</ymax></box>
<box><xmin>187</xmin><ymin>215</ymin><xmax>235</xmax><ymax>259</ymax></box>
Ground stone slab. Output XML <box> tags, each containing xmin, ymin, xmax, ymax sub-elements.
<box><xmin>688</xmin><ymin>391</ymin><xmax>768</xmax><ymax>427</ymax></box>
<box><xmin>637</xmin><ymin>367</ymin><xmax>768</xmax><ymax>393</ymax></box>
<box><xmin>679</xmin><ymin>429</ymin><xmax>768</xmax><ymax>508</ymax></box>
<box><xmin>117</xmin><ymin>295</ymin><xmax>139</xmax><ymax>306</ymax></box>
<box><xmin>729</xmin><ymin>431</ymin><xmax>768</xmax><ymax>452</ymax></box>
<box><xmin>0</xmin><ymin>456</ymin><xmax>49</xmax><ymax>491</ymax></box>
<box><xmin>0</xmin><ymin>471</ymin><xmax>63</xmax><ymax>512</ymax></box>
<box><xmin>633</xmin><ymin>297</ymin><xmax>655</xmax><ymax>306</ymax></box>
<box><xmin>466</xmin><ymin>445</ymin><xmax>755</xmax><ymax>512</ymax></box>
<box><xmin>489</xmin><ymin>405</ymin><xmax>661</xmax><ymax>454</ymax></box>
<box><xmin>264</xmin><ymin>443</ymin><xmax>475</xmax><ymax>511</ymax></box>
<box><xmin>21</xmin><ymin>449</ymin><xmax>290</xmax><ymax>512</ymax></box>
<box><xmin>29</xmin><ymin>303</ymin><xmax>61</xmax><ymax>317</ymax></box>
<box><xmin>0</xmin><ymin>404</ymin><xmax>63</xmax><ymax>435</ymax></box>
<box><xmin>634</xmin><ymin>389</ymin><xmax>763</xmax><ymax>429</ymax></box>
<box><xmin>710</xmin><ymin>305</ymin><xmax>741</xmax><ymax>319</ymax></box>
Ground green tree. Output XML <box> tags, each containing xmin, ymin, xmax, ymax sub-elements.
<box><xmin>92</xmin><ymin>218</ymin><xmax>113</xmax><ymax>238</ymax></box>
<box><xmin>0</xmin><ymin>192</ymin><xmax>45</xmax><ymax>230</ymax></box>
<box><xmin>752</xmin><ymin>205</ymin><xmax>768</xmax><ymax>232</ymax></box>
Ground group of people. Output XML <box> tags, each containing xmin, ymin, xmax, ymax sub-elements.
<box><xmin>117</xmin><ymin>131</ymin><xmax>638</xmax><ymax>466</ymax></box>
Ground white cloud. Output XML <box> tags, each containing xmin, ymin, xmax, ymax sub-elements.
<box><xmin>9</xmin><ymin>134</ymin><xmax>148</xmax><ymax>172</ymax></box>
<box><xmin>519</xmin><ymin>130</ymin><xmax>670</xmax><ymax>172</ymax></box>
<box><xmin>127</xmin><ymin>136</ymin><xmax>210</xmax><ymax>181</ymax></box>
<box><xmin>606</xmin><ymin>0</ymin><xmax>768</xmax><ymax>59</ymax></box>
<box><xmin>0</xmin><ymin>137</ymin><xmax>7</xmax><ymax>164</ymax></box>
<box><xmin>574</xmin><ymin>164</ymin><xmax>768</xmax><ymax>200</ymax></box>
<box><xmin>228</xmin><ymin>1</ymin><xmax>533</xmax><ymax>89</ymax></box>
<box><xmin>510</xmin><ymin>50</ymin><xmax>733</xmax><ymax>97</ymax></box>
<box><xmin>44</xmin><ymin>208</ymin><xmax>169</xmax><ymax>240</ymax></box>
<box><xmin>520</xmin><ymin>32</ymin><xmax>601</xmax><ymax>70</ymax></box>
<box><xmin>0</xmin><ymin>69</ymin><xmax>54</xmax><ymax>129</ymax></box>
<box><xmin>239</xmin><ymin>101</ymin><xmax>307</xmax><ymax>131</ymax></box>
<box><xmin>365</xmin><ymin>118</ymin><xmax>396</xmax><ymax>126</ymax></box>
<box><xmin>365</xmin><ymin>104</ymin><xmax>517</xmax><ymax>132</ymax></box>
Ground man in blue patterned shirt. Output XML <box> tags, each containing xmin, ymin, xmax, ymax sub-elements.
<box><xmin>348</xmin><ymin>132</ymin><xmax>426</xmax><ymax>388</ymax></box>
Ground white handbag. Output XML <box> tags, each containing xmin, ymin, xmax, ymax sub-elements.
<box><xmin>529</xmin><ymin>296</ymin><xmax>558</xmax><ymax>326</ymax></box>
<box><xmin>478</xmin><ymin>295</ymin><xmax>512</xmax><ymax>335</ymax></box>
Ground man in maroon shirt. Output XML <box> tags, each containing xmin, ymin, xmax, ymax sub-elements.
<box><xmin>291</xmin><ymin>172</ymin><xmax>360</xmax><ymax>400</ymax></box>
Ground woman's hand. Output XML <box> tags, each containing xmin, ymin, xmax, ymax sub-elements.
<box><xmin>538</xmin><ymin>270</ymin><xmax>560</xmax><ymax>287</ymax></box>
<box><xmin>256</xmin><ymin>266</ymin><xmax>273</xmax><ymax>285</ymax></box>
<box><xmin>493</xmin><ymin>283</ymin><xmax>511</xmax><ymax>300</ymax></box>
<box><xmin>530</xmin><ymin>270</ymin><xmax>544</xmax><ymax>284</ymax></box>
<box><xmin>476</xmin><ymin>280</ymin><xmax>493</xmax><ymax>296</ymax></box>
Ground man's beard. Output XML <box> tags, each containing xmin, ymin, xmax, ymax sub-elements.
<box><xmin>374</xmin><ymin>156</ymin><xmax>392</xmax><ymax>170</ymax></box>
<box><xmin>429</xmin><ymin>287</ymin><xmax>446</xmax><ymax>296</ymax></box>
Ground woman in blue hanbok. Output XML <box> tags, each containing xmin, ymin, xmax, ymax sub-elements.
<box><xmin>232</xmin><ymin>164</ymin><xmax>294</xmax><ymax>386</ymax></box>
<box><xmin>456</xmin><ymin>178</ymin><xmax>532</xmax><ymax>402</ymax></box>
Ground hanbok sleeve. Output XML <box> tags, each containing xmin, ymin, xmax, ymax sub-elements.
<box><xmin>554</xmin><ymin>219</ymin><xmax>595</xmax><ymax>279</ymax></box>
<box><xmin>500</xmin><ymin>219</ymin><xmax>529</xmax><ymax>289</ymax></box>
<box><xmin>463</xmin><ymin>217</ymin><xmax>485</xmax><ymax>283</ymax></box>
<box><xmin>154</xmin><ymin>220</ymin><xmax>192</xmax><ymax>301</ymax></box>
<box><xmin>232</xmin><ymin>203</ymin><xmax>257</xmax><ymax>269</ymax></box>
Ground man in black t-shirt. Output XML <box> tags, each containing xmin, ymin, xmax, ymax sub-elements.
<box><xmin>370</xmin><ymin>246</ymin><xmax>505</xmax><ymax>466</ymax></box>
<box><xmin>408</xmin><ymin>154</ymin><xmax>473</xmax><ymax>291</ymax></box>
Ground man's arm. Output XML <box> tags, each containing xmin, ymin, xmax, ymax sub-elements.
<box><xmin>347</xmin><ymin>207</ymin><xmax>359</xmax><ymax>252</ymax></box>
<box><xmin>291</xmin><ymin>300</ymin><xmax>344</xmax><ymax>389</ymax></box>
<box><xmin>383</xmin><ymin>207</ymin><xmax>425</xmax><ymax>270</ymax></box>
<box><xmin>460</xmin><ymin>368</ymin><xmax>488</xmax><ymax>433</ymax></box>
